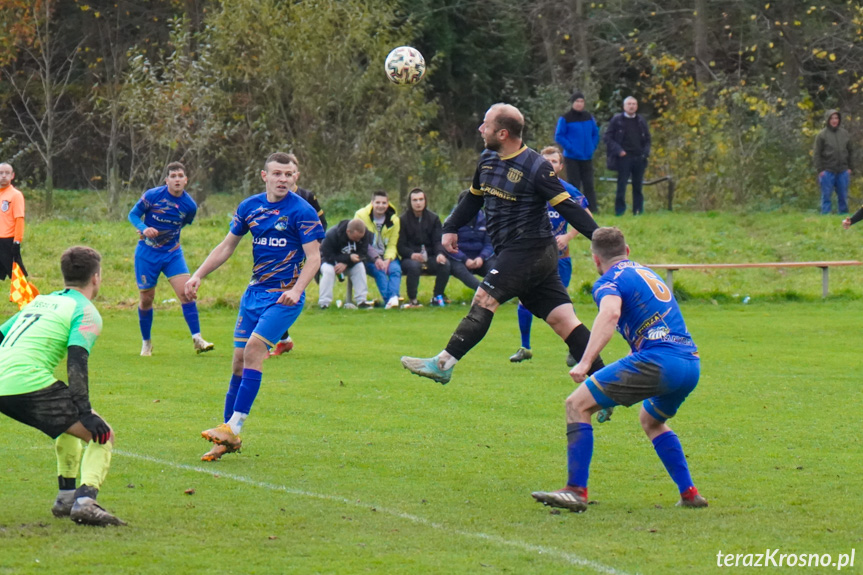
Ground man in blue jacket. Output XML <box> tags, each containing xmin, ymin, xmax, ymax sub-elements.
<box><xmin>555</xmin><ymin>91</ymin><xmax>600</xmax><ymax>212</ymax></box>
<box><xmin>604</xmin><ymin>97</ymin><xmax>651</xmax><ymax>216</ymax></box>
<box><xmin>446</xmin><ymin>190</ymin><xmax>496</xmax><ymax>292</ymax></box>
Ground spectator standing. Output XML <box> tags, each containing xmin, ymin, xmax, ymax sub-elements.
<box><xmin>555</xmin><ymin>91</ymin><xmax>600</xmax><ymax>211</ymax></box>
<box><xmin>814</xmin><ymin>110</ymin><xmax>853</xmax><ymax>215</ymax></box>
<box><xmin>397</xmin><ymin>188</ymin><xmax>451</xmax><ymax>307</ymax></box>
<box><xmin>446</xmin><ymin>190</ymin><xmax>496</xmax><ymax>292</ymax></box>
<box><xmin>604</xmin><ymin>97</ymin><xmax>651</xmax><ymax>216</ymax></box>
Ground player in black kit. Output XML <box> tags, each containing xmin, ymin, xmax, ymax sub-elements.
<box><xmin>401</xmin><ymin>103</ymin><xmax>606</xmax><ymax>384</ymax></box>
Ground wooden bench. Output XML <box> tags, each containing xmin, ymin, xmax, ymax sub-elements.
<box><xmin>644</xmin><ymin>261</ymin><xmax>863</xmax><ymax>298</ymax></box>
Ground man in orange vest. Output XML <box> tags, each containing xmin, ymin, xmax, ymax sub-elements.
<box><xmin>0</xmin><ymin>163</ymin><xmax>26</xmax><ymax>282</ymax></box>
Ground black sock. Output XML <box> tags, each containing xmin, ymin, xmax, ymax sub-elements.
<box><xmin>58</xmin><ymin>476</ymin><xmax>76</xmax><ymax>491</ymax></box>
<box><xmin>444</xmin><ymin>305</ymin><xmax>495</xmax><ymax>360</ymax></box>
<box><xmin>73</xmin><ymin>484</ymin><xmax>98</xmax><ymax>500</ymax></box>
<box><xmin>565</xmin><ymin>324</ymin><xmax>606</xmax><ymax>375</ymax></box>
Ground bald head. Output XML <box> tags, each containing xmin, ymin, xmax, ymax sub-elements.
<box><xmin>488</xmin><ymin>104</ymin><xmax>524</xmax><ymax>140</ymax></box>
<box><xmin>346</xmin><ymin>218</ymin><xmax>367</xmax><ymax>241</ymax></box>
<box><xmin>479</xmin><ymin>103</ymin><xmax>525</xmax><ymax>153</ymax></box>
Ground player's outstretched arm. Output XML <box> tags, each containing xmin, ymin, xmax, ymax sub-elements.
<box><xmin>66</xmin><ymin>345</ymin><xmax>110</xmax><ymax>444</ymax></box>
<box><xmin>278</xmin><ymin>240</ymin><xmax>321</xmax><ymax>306</ymax></box>
<box><xmin>186</xmin><ymin>232</ymin><xmax>243</xmax><ymax>299</ymax></box>
<box><xmin>570</xmin><ymin>295</ymin><xmax>621</xmax><ymax>383</ymax></box>
<box><xmin>554</xmin><ymin>198</ymin><xmax>598</xmax><ymax>239</ymax></box>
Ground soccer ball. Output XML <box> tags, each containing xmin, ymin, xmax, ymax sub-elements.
<box><xmin>384</xmin><ymin>46</ymin><xmax>426</xmax><ymax>86</ymax></box>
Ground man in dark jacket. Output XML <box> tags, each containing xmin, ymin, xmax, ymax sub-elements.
<box><xmin>318</xmin><ymin>219</ymin><xmax>376</xmax><ymax>309</ymax></box>
<box><xmin>814</xmin><ymin>109</ymin><xmax>853</xmax><ymax>214</ymax></box>
<box><xmin>447</xmin><ymin>190</ymin><xmax>496</xmax><ymax>291</ymax></box>
<box><xmin>555</xmin><ymin>91</ymin><xmax>600</xmax><ymax>211</ymax></box>
<box><xmin>604</xmin><ymin>97</ymin><xmax>651</xmax><ymax>216</ymax></box>
<box><xmin>397</xmin><ymin>188</ymin><xmax>451</xmax><ymax>307</ymax></box>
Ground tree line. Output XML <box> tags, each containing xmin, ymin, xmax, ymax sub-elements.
<box><xmin>1</xmin><ymin>0</ymin><xmax>861</xmax><ymax>216</ymax></box>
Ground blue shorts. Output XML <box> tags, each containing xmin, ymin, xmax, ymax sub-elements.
<box><xmin>557</xmin><ymin>257</ymin><xmax>572</xmax><ymax>288</ymax></box>
<box><xmin>234</xmin><ymin>289</ymin><xmax>305</xmax><ymax>349</ymax></box>
<box><xmin>134</xmin><ymin>244</ymin><xmax>189</xmax><ymax>290</ymax></box>
<box><xmin>585</xmin><ymin>350</ymin><xmax>700</xmax><ymax>422</ymax></box>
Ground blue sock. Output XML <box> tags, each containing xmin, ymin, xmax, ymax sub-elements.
<box><xmin>223</xmin><ymin>374</ymin><xmax>242</xmax><ymax>422</ymax></box>
<box><xmin>138</xmin><ymin>308</ymin><xmax>153</xmax><ymax>341</ymax></box>
<box><xmin>181</xmin><ymin>301</ymin><xmax>201</xmax><ymax>335</ymax></box>
<box><xmin>233</xmin><ymin>368</ymin><xmax>262</xmax><ymax>414</ymax></box>
<box><xmin>652</xmin><ymin>430</ymin><xmax>694</xmax><ymax>494</ymax></box>
<box><xmin>517</xmin><ymin>303</ymin><xmax>533</xmax><ymax>349</ymax></box>
<box><xmin>566</xmin><ymin>423</ymin><xmax>593</xmax><ymax>488</ymax></box>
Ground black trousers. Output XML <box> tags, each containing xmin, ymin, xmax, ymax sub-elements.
<box><xmin>564</xmin><ymin>158</ymin><xmax>597</xmax><ymax>212</ymax></box>
<box><xmin>448</xmin><ymin>257</ymin><xmax>495</xmax><ymax>291</ymax></box>
<box><xmin>615</xmin><ymin>155</ymin><xmax>646</xmax><ymax>215</ymax></box>
<box><xmin>401</xmin><ymin>257</ymin><xmax>451</xmax><ymax>300</ymax></box>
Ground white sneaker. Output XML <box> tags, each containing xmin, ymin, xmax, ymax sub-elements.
<box><xmin>193</xmin><ymin>335</ymin><xmax>214</xmax><ymax>354</ymax></box>
<box><xmin>385</xmin><ymin>296</ymin><xmax>400</xmax><ymax>309</ymax></box>
<box><xmin>140</xmin><ymin>340</ymin><xmax>152</xmax><ymax>356</ymax></box>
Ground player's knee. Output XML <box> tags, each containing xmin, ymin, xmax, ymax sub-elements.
<box><xmin>472</xmin><ymin>288</ymin><xmax>498</xmax><ymax>311</ymax></box>
<box><xmin>638</xmin><ymin>407</ymin><xmax>667</xmax><ymax>434</ymax></box>
<box><xmin>139</xmin><ymin>290</ymin><xmax>155</xmax><ymax>309</ymax></box>
<box><xmin>566</xmin><ymin>384</ymin><xmax>601</xmax><ymax>418</ymax></box>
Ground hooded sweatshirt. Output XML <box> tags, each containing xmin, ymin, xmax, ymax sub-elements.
<box><xmin>814</xmin><ymin>109</ymin><xmax>853</xmax><ymax>173</ymax></box>
<box><xmin>354</xmin><ymin>201</ymin><xmax>400</xmax><ymax>262</ymax></box>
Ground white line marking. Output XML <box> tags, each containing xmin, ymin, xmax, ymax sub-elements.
<box><xmin>116</xmin><ymin>449</ymin><xmax>636</xmax><ymax>575</ymax></box>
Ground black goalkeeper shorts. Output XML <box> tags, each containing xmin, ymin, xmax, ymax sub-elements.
<box><xmin>0</xmin><ymin>381</ymin><xmax>80</xmax><ymax>439</ymax></box>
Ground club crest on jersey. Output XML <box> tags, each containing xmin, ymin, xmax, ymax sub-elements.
<box><xmin>645</xmin><ymin>326</ymin><xmax>670</xmax><ymax>340</ymax></box>
<box><xmin>0</xmin><ymin>200</ymin><xmax>8</xmax><ymax>212</ymax></box>
<box><xmin>274</xmin><ymin>216</ymin><xmax>289</xmax><ymax>231</ymax></box>
<box><xmin>506</xmin><ymin>168</ymin><xmax>523</xmax><ymax>183</ymax></box>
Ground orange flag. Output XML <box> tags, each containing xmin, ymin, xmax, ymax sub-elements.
<box><xmin>10</xmin><ymin>262</ymin><xmax>38</xmax><ymax>310</ymax></box>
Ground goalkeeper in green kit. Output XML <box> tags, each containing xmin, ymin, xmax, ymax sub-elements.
<box><xmin>0</xmin><ymin>246</ymin><xmax>125</xmax><ymax>527</ymax></box>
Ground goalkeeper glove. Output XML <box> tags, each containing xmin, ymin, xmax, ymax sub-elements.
<box><xmin>79</xmin><ymin>413</ymin><xmax>112</xmax><ymax>444</ymax></box>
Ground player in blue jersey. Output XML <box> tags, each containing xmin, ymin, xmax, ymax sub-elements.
<box><xmin>185</xmin><ymin>152</ymin><xmax>324</xmax><ymax>462</ymax></box>
<box><xmin>510</xmin><ymin>146</ymin><xmax>591</xmax><ymax>364</ymax></box>
<box><xmin>128</xmin><ymin>162</ymin><xmax>213</xmax><ymax>357</ymax></box>
<box><xmin>270</xmin><ymin>153</ymin><xmax>328</xmax><ymax>357</ymax></box>
<box><xmin>532</xmin><ymin>227</ymin><xmax>708</xmax><ymax>512</ymax></box>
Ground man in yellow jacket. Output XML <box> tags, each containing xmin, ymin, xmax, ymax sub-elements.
<box><xmin>354</xmin><ymin>190</ymin><xmax>402</xmax><ymax>308</ymax></box>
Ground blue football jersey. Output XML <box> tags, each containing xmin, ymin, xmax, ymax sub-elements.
<box><xmin>548</xmin><ymin>179</ymin><xmax>588</xmax><ymax>256</ymax></box>
<box><xmin>132</xmin><ymin>185</ymin><xmax>197</xmax><ymax>251</ymax></box>
<box><xmin>592</xmin><ymin>260</ymin><xmax>698</xmax><ymax>356</ymax></box>
<box><xmin>230</xmin><ymin>192</ymin><xmax>325</xmax><ymax>292</ymax></box>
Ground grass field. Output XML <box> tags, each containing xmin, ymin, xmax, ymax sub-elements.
<box><xmin>2</xmin><ymin>301</ymin><xmax>862</xmax><ymax>574</ymax></box>
<box><xmin>1</xmin><ymin>211</ymin><xmax>863</xmax><ymax>574</ymax></box>
<box><xmin>13</xmin><ymin>206</ymin><xmax>863</xmax><ymax>308</ymax></box>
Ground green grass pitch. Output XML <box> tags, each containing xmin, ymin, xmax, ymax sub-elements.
<box><xmin>1</xmin><ymin>301</ymin><xmax>861</xmax><ymax>574</ymax></box>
